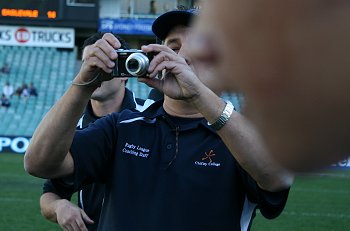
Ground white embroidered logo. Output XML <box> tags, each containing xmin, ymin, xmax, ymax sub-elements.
<box><xmin>194</xmin><ymin>150</ymin><xmax>221</xmax><ymax>167</ymax></box>
<box><xmin>122</xmin><ymin>142</ymin><xmax>150</xmax><ymax>158</ymax></box>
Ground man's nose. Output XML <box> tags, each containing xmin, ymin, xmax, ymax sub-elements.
<box><xmin>178</xmin><ymin>48</ymin><xmax>192</xmax><ymax>66</ymax></box>
<box><xmin>187</xmin><ymin>33</ymin><xmax>219</xmax><ymax>65</ymax></box>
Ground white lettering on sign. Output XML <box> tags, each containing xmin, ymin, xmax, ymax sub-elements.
<box><xmin>0</xmin><ymin>136</ymin><xmax>31</xmax><ymax>153</ymax></box>
<box><xmin>0</xmin><ymin>29</ymin><xmax>11</xmax><ymax>41</ymax></box>
<box><xmin>332</xmin><ymin>157</ymin><xmax>350</xmax><ymax>168</ymax></box>
<box><xmin>0</xmin><ymin>25</ymin><xmax>75</xmax><ymax>48</ymax></box>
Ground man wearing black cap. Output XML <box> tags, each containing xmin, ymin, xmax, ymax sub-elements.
<box><xmin>25</xmin><ymin>8</ymin><xmax>293</xmax><ymax>231</ymax></box>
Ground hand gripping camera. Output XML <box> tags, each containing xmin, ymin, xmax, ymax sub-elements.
<box><xmin>112</xmin><ymin>49</ymin><xmax>155</xmax><ymax>78</ymax></box>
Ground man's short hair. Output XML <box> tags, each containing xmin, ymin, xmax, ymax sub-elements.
<box><xmin>82</xmin><ymin>32</ymin><xmax>129</xmax><ymax>50</ymax></box>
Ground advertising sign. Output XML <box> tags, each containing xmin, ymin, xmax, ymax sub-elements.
<box><xmin>0</xmin><ymin>136</ymin><xmax>31</xmax><ymax>154</ymax></box>
<box><xmin>99</xmin><ymin>18</ymin><xmax>154</xmax><ymax>35</ymax></box>
<box><xmin>0</xmin><ymin>25</ymin><xmax>75</xmax><ymax>48</ymax></box>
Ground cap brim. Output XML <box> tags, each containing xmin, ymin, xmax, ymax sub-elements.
<box><xmin>152</xmin><ymin>10</ymin><xmax>195</xmax><ymax>40</ymax></box>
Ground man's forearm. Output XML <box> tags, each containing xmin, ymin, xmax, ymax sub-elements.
<box><xmin>191</xmin><ymin>88</ymin><xmax>293</xmax><ymax>192</ymax></box>
<box><xmin>40</xmin><ymin>192</ymin><xmax>63</xmax><ymax>223</ymax></box>
<box><xmin>24</xmin><ymin>83</ymin><xmax>95</xmax><ymax>178</ymax></box>
<box><xmin>219</xmin><ymin>111</ymin><xmax>294</xmax><ymax>191</ymax></box>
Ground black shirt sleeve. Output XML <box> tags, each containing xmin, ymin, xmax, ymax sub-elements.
<box><xmin>256</xmin><ymin>186</ymin><xmax>290</xmax><ymax>219</ymax></box>
<box><xmin>70</xmin><ymin>114</ymin><xmax>118</xmax><ymax>191</ymax></box>
<box><xmin>236</xmin><ymin>162</ymin><xmax>290</xmax><ymax>219</ymax></box>
<box><xmin>42</xmin><ymin>177</ymin><xmax>75</xmax><ymax>201</ymax></box>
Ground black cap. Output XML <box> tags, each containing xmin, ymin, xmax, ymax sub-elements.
<box><xmin>152</xmin><ymin>9</ymin><xmax>198</xmax><ymax>41</ymax></box>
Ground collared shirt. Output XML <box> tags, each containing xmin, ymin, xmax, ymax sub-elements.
<box><xmin>43</xmin><ymin>88</ymin><xmax>144</xmax><ymax>231</ymax></box>
<box><xmin>69</xmin><ymin>100</ymin><xmax>290</xmax><ymax>231</ymax></box>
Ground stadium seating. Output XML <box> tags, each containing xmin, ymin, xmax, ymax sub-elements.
<box><xmin>0</xmin><ymin>46</ymin><xmax>76</xmax><ymax>136</ymax></box>
<box><xmin>0</xmin><ymin>45</ymin><xmax>153</xmax><ymax>137</ymax></box>
<box><xmin>0</xmin><ymin>45</ymin><xmax>242</xmax><ymax>137</ymax></box>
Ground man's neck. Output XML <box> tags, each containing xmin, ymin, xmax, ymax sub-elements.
<box><xmin>90</xmin><ymin>90</ymin><xmax>125</xmax><ymax>117</ymax></box>
<box><xmin>163</xmin><ymin>97</ymin><xmax>203</xmax><ymax>118</ymax></box>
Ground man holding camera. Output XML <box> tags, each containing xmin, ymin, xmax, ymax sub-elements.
<box><xmin>25</xmin><ymin>8</ymin><xmax>293</xmax><ymax>231</ymax></box>
<box><xmin>39</xmin><ymin>32</ymin><xmax>146</xmax><ymax>231</ymax></box>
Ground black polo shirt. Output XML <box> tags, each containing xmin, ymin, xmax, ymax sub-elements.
<box><xmin>70</xmin><ymin>100</ymin><xmax>290</xmax><ymax>231</ymax></box>
<box><xmin>42</xmin><ymin>88</ymin><xmax>145</xmax><ymax>231</ymax></box>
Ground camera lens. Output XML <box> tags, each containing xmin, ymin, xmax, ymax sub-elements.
<box><xmin>127</xmin><ymin>60</ymin><xmax>139</xmax><ymax>72</ymax></box>
<box><xmin>125</xmin><ymin>53</ymin><xmax>150</xmax><ymax>77</ymax></box>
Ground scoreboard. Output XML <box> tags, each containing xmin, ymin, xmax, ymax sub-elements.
<box><xmin>0</xmin><ymin>0</ymin><xmax>98</xmax><ymax>29</ymax></box>
<box><xmin>0</xmin><ymin>0</ymin><xmax>60</xmax><ymax>20</ymax></box>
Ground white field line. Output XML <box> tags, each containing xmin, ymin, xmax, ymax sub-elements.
<box><xmin>282</xmin><ymin>211</ymin><xmax>350</xmax><ymax>219</ymax></box>
<box><xmin>291</xmin><ymin>187</ymin><xmax>349</xmax><ymax>194</ymax></box>
<box><xmin>298</xmin><ymin>172</ymin><xmax>350</xmax><ymax>179</ymax></box>
<box><xmin>256</xmin><ymin>210</ymin><xmax>350</xmax><ymax>219</ymax></box>
<box><xmin>0</xmin><ymin>197</ymin><xmax>33</xmax><ymax>203</ymax></box>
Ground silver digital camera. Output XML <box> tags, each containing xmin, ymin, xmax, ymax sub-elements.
<box><xmin>112</xmin><ymin>49</ymin><xmax>155</xmax><ymax>77</ymax></box>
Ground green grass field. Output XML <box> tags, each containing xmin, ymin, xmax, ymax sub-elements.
<box><xmin>1</xmin><ymin>153</ymin><xmax>349</xmax><ymax>231</ymax></box>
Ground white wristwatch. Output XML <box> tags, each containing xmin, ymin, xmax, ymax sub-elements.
<box><xmin>208</xmin><ymin>100</ymin><xmax>234</xmax><ymax>131</ymax></box>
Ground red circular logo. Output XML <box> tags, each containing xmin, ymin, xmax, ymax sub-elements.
<box><xmin>15</xmin><ymin>28</ymin><xmax>30</xmax><ymax>43</ymax></box>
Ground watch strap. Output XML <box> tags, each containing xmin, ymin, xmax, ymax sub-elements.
<box><xmin>208</xmin><ymin>100</ymin><xmax>234</xmax><ymax>131</ymax></box>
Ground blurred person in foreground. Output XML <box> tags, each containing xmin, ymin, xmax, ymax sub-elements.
<box><xmin>24</xmin><ymin>8</ymin><xmax>293</xmax><ymax>231</ymax></box>
<box><xmin>40</xmin><ymin>32</ymin><xmax>145</xmax><ymax>231</ymax></box>
<box><xmin>190</xmin><ymin>0</ymin><xmax>350</xmax><ymax>172</ymax></box>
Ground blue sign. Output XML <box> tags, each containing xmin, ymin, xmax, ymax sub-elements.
<box><xmin>0</xmin><ymin>136</ymin><xmax>31</xmax><ymax>154</ymax></box>
<box><xmin>331</xmin><ymin>157</ymin><xmax>350</xmax><ymax>169</ymax></box>
<box><xmin>99</xmin><ymin>18</ymin><xmax>155</xmax><ymax>36</ymax></box>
